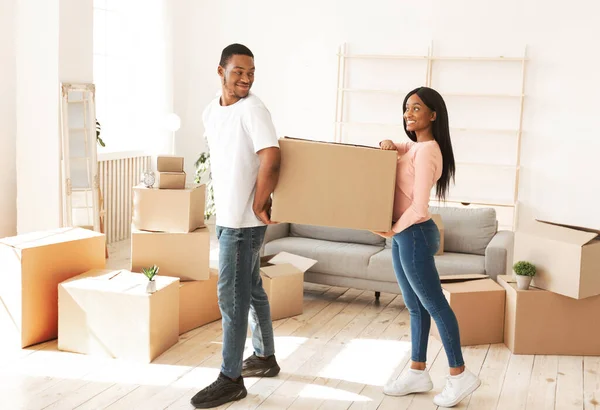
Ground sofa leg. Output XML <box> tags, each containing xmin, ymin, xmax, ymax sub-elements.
<box><xmin>375</xmin><ymin>291</ymin><xmax>380</xmax><ymax>300</ymax></box>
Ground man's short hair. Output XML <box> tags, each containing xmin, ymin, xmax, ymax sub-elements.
<box><xmin>219</xmin><ymin>43</ymin><xmax>254</xmax><ymax>67</ymax></box>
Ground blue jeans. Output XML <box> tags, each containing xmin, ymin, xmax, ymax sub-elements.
<box><xmin>391</xmin><ymin>219</ymin><xmax>464</xmax><ymax>368</ymax></box>
<box><xmin>216</xmin><ymin>225</ymin><xmax>275</xmax><ymax>379</ymax></box>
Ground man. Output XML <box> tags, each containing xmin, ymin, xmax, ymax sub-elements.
<box><xmin>190</xmin><ymin>44</ymin><xmax>281</xmax><ymax>409</ymax></box>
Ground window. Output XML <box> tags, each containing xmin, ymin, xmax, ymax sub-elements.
<box><xmin>93</xmin><ymin>0</ymin><xmax>171</xmax><ymax>155</ymax></box>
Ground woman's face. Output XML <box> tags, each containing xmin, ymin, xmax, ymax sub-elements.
<box><xmin>404</xmin><ymin>93</ymin><xmax>436</xmax><ymax>133</ymax></box>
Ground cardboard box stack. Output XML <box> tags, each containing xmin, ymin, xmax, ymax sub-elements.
<box><xmin>157</xmin><ymin>155</ymin><xmax>186</xmax><ymax>189</ymax></box>
<box><xmin>130</xmin><ymin>155</ymin><xmax>219</xmax><ymax>337</ymax></box>
<box><xmin>502</xmin><ymin>218</ymin><xmax>600</xmax><ymax>355</ymax></box>
<box><xmin>0</xmin><ymin>227</ymin><xmax>106</xmax><ymax>348</ymax></box>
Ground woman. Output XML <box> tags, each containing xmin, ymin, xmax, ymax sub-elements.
<box><xmin>373</xmin><ymin>87</ymin><xmax>481</xmax><ymax>408</ymax></box>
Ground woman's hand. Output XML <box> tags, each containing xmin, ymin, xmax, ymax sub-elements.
<box><xmin>379</xmin><ymin>140</ymin><xmax>397</xmax><ymax>151</ymax></box>
<box><xmin>371</xmin><ymin>230</ymin><xmax>395</xmax><ymax>238</ymax></box>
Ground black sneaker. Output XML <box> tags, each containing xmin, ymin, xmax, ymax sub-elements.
<box><xmin>190</xmin><ymin>372</ymin><xmax>247</xmax><ymax>409</ymax></box>
<box><xmin>241</xmin><ymin>353</ymin><xmax>281</xmax><ymax>378</ymax></box>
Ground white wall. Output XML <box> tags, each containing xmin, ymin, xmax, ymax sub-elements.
<box><xmin>173</xmin><ymin>0</ymin><xmax>600</xmax><ymax>230</ymax></box>
<box><xmin>0</xmin><ymin>0</ymin><xmax>17</xmax><ymax>238</ymax></box>
<box><xmin>16</xmin><ymin>0</ymin><xmax>93</xmax><ymax>234</ymax></box>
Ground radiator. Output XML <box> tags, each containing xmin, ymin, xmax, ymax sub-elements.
<box><xmin>98</xmin><ymin>153</ymin><xmax>151</xmax><ymax>244</ymax></box>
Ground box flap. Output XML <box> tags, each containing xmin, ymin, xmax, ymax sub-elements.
<box><xmin>266</xmin><ymin>251</ymin><xmax>317</xmax><ymax>273</ymax></box>
<box><xmin>0</xmin><ymin>227</ymin><xmax>103</xmax><ymax>250</ymax></box>
<box><xmin>261</xmin><ymin>263</ymin><xmax>302</xmax><ymax>279</ymax></box>
<box><xmin>280</xmin><ymin>136</ymin><xmax>384</xmax><ymax>151</ymax></box>
<box><xmin>523</xmin><ymin>219</ymin><xmax>599</xmax><ymax>246</ymax></box>
<box><xmin>440</xmin><ymin>274</ymin><xmax>489</xmax><ymax>283</ymax></box>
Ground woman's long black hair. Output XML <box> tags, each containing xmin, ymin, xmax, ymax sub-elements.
<box><xmin>403</xmin><ymin>86</ymin><xmax>456</xmax><ymax>201</ymax></box>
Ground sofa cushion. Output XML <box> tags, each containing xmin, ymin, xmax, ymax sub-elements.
<box><xmin>429</xmin><ymin>206</ymin><xmax>497</xmax><ymax>255</ymax></box>
<box><xmin>264</xmin><ymin>236</ymin><xmax>382</xmax><ymax>280</ymax></box>
<box><xmin>290</xmin><ymin>224</ymin><xmax>385</xmax><ymax>247</ymax></box>
<box><xmin>367</xmin><ymin>249</ymin><xmax>486</xmax><ymax>283</ymax></box>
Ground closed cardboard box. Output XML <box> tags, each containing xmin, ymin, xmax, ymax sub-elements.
<box><xmin>514</xmin><ymin>219</ymin><xmax>600</xmax><ymax>299</ymax></box>
<box><xmin>131</xmin><ymin>227</ymin><xmax>210</xmax><ymax>281</ymax></box>
<box><xmin>157</xmin><ymin>155</ymin><xmax>184</xmax><ymax>172</ymax></box>
<box><xmin>498</xmin><ymin>275</ymin><xmax>600</xmax><ymax>355</ymax></box>
<box><xmin>431</xmin><ymin>275</ymin><xmax>505</xmax><ymax>346</ymax></box>
<box><xmin>132</xmin><ymin>184</ymin><xmax>206</xmax><ymax>233</ymax></box>
<box><xmin>158</xmin><ymin>172</ymin><xmax>186</xmax><ymax>189</ymax></box>
<box><xmin>431</xmin><ymin>214</ymin><xmax>444</xmax><ymax>255</ymax></box>
<box><xmin>58</xmin><ymin>269</ymin><xmax>180</xmax><ymax>363</ymax></box>
<box><xmin>260</xmin><ymin>252</ymin><xmax>317</xmax><ymax>321</ymax></box>
<box><xmin>179</xmin><ymin>271</ymin><xmax>221</xmax><ymax>334</ymax></box>
<box><xmin>0</xmin><ymin>228</ymin><xmax>106</xmax><ymax>348</ymax></box>
<box><xmin>271</xmin><ymin>138</ymin><xmax>397</xmax><ymax>232</ymax></box>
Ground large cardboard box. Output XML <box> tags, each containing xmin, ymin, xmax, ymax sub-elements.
<box><xmin>431</xmin><ymin>214</ymin><xmax>444</xmax><ymax>255</ymax></box>
<box><xmin>157</xmin><ymin>155</ymin><xmax>184</xmax><ymax>172</ymax></box>
<box><xmin>158</xmin><ymin>172</ymin><xmax>186</xmax><ymax>189</ymax></box>
<box><xmin>132</xmin><ymin>184</ymin><xmax>205</xmax><ymax>233</ymax></box>
<box><xmin>0</xmin><ymin>228</ymin><xmax>106</xmax><ymax>348</ymax></box>
<box><xmin>131</xmin><ymin>227</ymin><xmax>210</xmax><ymax>281</ymax></box>
<box><xmin>260</xmin><ymin>252</ymin><xmax>317</xmax><ymax>321</ymax></box>
<box><xmin>179</xmin><ymin>270</ymin><xmax>221</xmax><ymax>335</ymax></box>
<box><xmin>514</xmin><ymin>219</ymin><xmax>600</xmax><ymax>299</ymax></box>
<box><xmin>58</xmin><ymin>269</ymin><xmax>179</xmax><ymax>362</ymax></box>
<box><xmin>271</xmin><ymin>137</ymin><xmax>397</xmax><ymax>232</ymax></box>
<box><xmin>431</xmin><ymin>275</ymin><xmax>505</xmax><ymax>346</ymax></box>
<box><xmin>498</xmin><ymin>275</ymin><xmax>600</xmax><ymax>355</ymax></box>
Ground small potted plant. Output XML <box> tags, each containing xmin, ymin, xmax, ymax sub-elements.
<box><xmin>512</xmin><ymin>261</ymin><xmax>536</xmax><ymax>290</ymax></box>
<box><xmin>142</xmin><ymin>265</ymin><xmax>159</xmax><ymax>293</ymax></box>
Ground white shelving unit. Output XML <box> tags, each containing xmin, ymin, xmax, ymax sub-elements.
<box><xmin>334</xmin><ymin>43</ymin><xmax>528</xmax><ymax>230</ymax></box>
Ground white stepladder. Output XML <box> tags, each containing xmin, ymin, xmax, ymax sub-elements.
<box><xmin>59</xmin><ymin>83</ymin><xmax>101</xmax><ymax>233</ymax></box>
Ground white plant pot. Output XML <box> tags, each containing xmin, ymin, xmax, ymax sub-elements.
<box><xmin>146</xmin><ymin>280</ymin><xmax>157</xmax><ymax>294</ymax></box>
<box><xmin>516</xmin><ymin>275</ymin><xmax>532</xmax><ymax>290</ymax></box>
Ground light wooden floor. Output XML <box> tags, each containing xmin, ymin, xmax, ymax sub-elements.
<box><xmin>0</xmin><ymin>239</ymin><xmax>598</xmax><ymax>410</ymax></box>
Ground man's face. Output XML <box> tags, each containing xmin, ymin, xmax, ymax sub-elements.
<box><xmin>218</xmin><ymin>54</ymin><xmax>255</xmax><ymax>100</ymax></box>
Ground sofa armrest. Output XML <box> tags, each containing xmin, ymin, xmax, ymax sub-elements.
<box><xmin>485</xmin><ymin>230</ymin><xmax>514</xmax><ymax>281</ymax></box>
<box><xmin>264</xmin><ymin>223</ymin><xmax>290</xmax><ymax>246</ymax></box>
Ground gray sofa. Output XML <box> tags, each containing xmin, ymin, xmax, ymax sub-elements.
<box><xmin>263</xmin><ymin>206</ymin><xmax>514</xmax><ymax>295</ymax></box>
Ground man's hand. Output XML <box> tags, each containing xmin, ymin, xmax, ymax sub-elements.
<box><xmin>379</xmin><ymin>140</ymin><xmax>397</xmax><ymax>151</ymax></box>
<box><xmin>253</xmin><ymin>197</ymin><xmax>276</xmax><ymax>225</ymax></box>
<box><xmin>253</xmin><ymin>147</ymin><xmax>280</xmax><ymax>225</ymax></box>
<box><xmin>371</xmin><ymin>230</ymin><xmax>395</xmax><ymax>238</ymax></box>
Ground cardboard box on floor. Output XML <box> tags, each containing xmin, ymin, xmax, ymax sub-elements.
<box><xmin>514</xmin><ymin>218</ymin><xmax>600</xmax><ymax>299</ymax></box>
<box><xmin>261</xmin><ymin>252</ymin><xmax>317</xmax><ymax>321</ymax></box>
<box><xmin>132</xmin><ymin>184</ymin><xmax>205</xmax><ymax>233</ymax></box>
<box><xmin>157</xmin><ymin>155</ymin><xmax>184</xmax><ymax>173</ymax></box>
<box><xmin>131</xmin><ymin>226</ymin><xmax>210</xmax><ymax>281</ymax></box>
<box><xmin>271</xmin><ymin>137</ymin><xmax>397</xmax><ymax>232</ymax></box>
<box><xmin>430</xmin><ymin>274</ymin><xmax>505</xmax><ymax>346</ymax></box>
<box><xmin>58</xmin><ymin>269</ymin><xmax>179</xmax><ymax>363</ymax></box>
<box><xmin>158</xmin><ymin>172</ymin><xmax>186</xmax><ymax>189</ymax></box>
<box><xmin>179</xmin><ymin>270</ymin><xmax>221</xmax><ymax>335</ymax></box>
<box><xmin>498</xmin><ymin>275</ymin><xmax>600</xmax><ymax>355</ymax></box>
<box><xmin>0</xmin><ymin>228</ymin><xmax>106</xmax><ymax>348</ymax></box>
<box><xmin>431</xmin><ymin>214</ymin><xmax>444</xmax><ymax>255</ymax></box>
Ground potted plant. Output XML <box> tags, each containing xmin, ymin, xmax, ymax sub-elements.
<box><xmin>194</xmin><ymin>149</ymin><xmax>216</xmax><ymax>221</ymax></box>
<box><xmin>142</xmin><ymin>265</ymin><xmax>159</xmax><ymax>293</ymax></box>
<box><xmin>513</xmin><ymin>261</ymin><xmax>536</xmax><ymax>290</ymax></box>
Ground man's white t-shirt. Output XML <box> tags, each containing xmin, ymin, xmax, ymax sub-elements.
<box><xmin>202</xmin><ymin>92</ymin><xmax>279</xmax><ymax>229</ymax></box>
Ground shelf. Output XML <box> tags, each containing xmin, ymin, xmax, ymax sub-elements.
<box><xmin>340</xmin><ymin>88</ymin><xmax>523</xmax><ymax>98</ymax></box>
<box><xmin>338</xmin><ymin>53</ymin><xmax>428</xmax><ymax>60</ymax></box>
<box><xmin>456</xmin><ymin>162</ymin><xmax>518</xmax><ymax>170</ymax></box>
<box><xmin>429</xmin><ymin>198</ymin><xmax>515</xmax><ymax>207</ymax></box>
<box><xmin>338</xmin><ymin>54</ymin><xmax>526</xmax><ymax>62</ymax></box>
<box><xmin>337</xmin><ymin>121</ymin><xmax>518</xmax><ymax>134</ymax></box>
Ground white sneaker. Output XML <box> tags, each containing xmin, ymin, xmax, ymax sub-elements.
<box><xmin>383</xmin><ymin>369</ymin><xmax>434</xmax><ymax>396</ymax></box>
<box><xmin>433</xmin><ymin>368</ymin><xmax>481</xmax><ymax>407</ymax></box>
